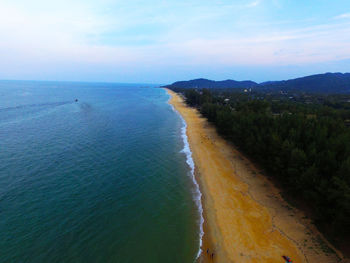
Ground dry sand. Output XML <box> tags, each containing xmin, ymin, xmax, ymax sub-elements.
<box><xmin>166</xmin><ymin>89</ymin><xmax>345</xmax><ymax>263</ymax></box>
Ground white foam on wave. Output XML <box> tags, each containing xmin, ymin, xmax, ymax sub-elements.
<box><xmin>167</xmin><ymin>95</ymin><xmax>204</xmax><ymax>261</ymax></box>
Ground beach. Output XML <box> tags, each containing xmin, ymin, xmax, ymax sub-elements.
<box><xmin>166</xmin><ymin>88</ymin><xmax>343</xmax><ymax>263</ymax></box>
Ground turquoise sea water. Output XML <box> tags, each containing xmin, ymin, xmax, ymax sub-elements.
<box><xmin>0</xmin><ymin>81</ymin><xmax>200</xmax><ymax>262</ymax></box>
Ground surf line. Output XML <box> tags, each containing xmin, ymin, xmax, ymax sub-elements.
<box><xmin>167</xmin><ymin>92</ymin><xmax>204</xmax><ymax>261</ymax></box>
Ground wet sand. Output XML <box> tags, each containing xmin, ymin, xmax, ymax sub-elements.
<box><xmin>166</xmin><ymin>89</ymin><xmax>344</xmax><ymax>263</ymax></box>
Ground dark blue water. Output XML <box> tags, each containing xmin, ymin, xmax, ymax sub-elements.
<box><xmin>0</xmin><ymin>81</ymin><xmax>199</xmax><ymax>262</ymax></box>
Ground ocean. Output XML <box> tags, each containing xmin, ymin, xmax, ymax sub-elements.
<box><xmin>0</xmin><ymin>81</ymin><xmax>201</xmax><ymax>262</ymax></box>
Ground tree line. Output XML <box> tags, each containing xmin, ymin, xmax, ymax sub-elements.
<box><xmin>172</xmin><ymin>88</ymin><xmax>350</xmax><ymax>244</ymax></box>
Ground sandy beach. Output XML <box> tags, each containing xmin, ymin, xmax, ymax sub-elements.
<box><xmin>166</xmin><ymin>88</ymin><xmax>344</xmax><ymax>263</ymax></box>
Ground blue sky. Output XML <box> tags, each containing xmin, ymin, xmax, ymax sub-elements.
<box><xmin>1</xmin><ymin>0</ymin><xmax>350</xmax><ymax>83</ymax></box>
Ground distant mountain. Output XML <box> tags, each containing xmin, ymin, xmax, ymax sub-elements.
<box><xmin>260</xmin><ymin>73</ymin><xmax>350</xmax><ymax>93</ymax></box>
<box><xmin>165</xmin><ymin>73</ymin><xmax>350</xmax><ymax>93</ymax></box>
<box><xmin>167</xmin><ymin>78</ymin><xmax>258</xmax><ymax>89</ymax></box>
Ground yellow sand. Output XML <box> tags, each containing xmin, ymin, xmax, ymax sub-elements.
<box><xmin>166</xmin><ymin>89</ymin><xmax>343</xmax><ymax>263</ymax></box>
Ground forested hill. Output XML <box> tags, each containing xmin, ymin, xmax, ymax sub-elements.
<box><xmin>165</xmin><ymin>73</ymin><xmax>350</xmax><ymax>93</ymax></box>
<box><xmin>260</xmin><ymin>73</ymin><xmax>350</xmax><ymax>93</ymax></box>
<box><xmin>167</xmin><ymin>78</ymin><xmax>258</xmax><ymax>89</ymax></box>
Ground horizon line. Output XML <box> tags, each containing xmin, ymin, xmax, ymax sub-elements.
<box><xmin>1</xmin><ymin>71</ymin><xmax>349</xmax><ymax>86</ymax></box>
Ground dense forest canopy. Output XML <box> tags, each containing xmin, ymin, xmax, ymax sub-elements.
<box><xmin>170</xmin><ymin>87</ymin><xmax>350</xmax><ymax>245</ymax></box>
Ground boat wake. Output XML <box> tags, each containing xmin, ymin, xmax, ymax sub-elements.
<box><xmin>0</xmin><ymin>101</ymin><xmax>75</xmax><ymax>126</ymax></box>
<box><xmin>0</xmin><ymin>101</ymin><xmax>72</xmax><ymax>112</ymax></box>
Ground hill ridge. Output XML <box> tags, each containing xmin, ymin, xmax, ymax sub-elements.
<box><xmin>165</xmin><ymin>72</ymin><xmax>350</xmax><ymax>93</ymax></box>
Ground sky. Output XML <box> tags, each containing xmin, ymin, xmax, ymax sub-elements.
<box><xmin>1</xmin><ymin>0</ymin><xmax>350</xmax><ymax>84</ymax></box>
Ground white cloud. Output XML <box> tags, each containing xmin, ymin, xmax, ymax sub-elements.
<box><xmin>0</xmin><ymin>0</ymin><xmax>350</xmax><ymax>82</ymax></box>
<box><xmin>334</xmin><ymin>13</ymin><xmax>350</xmax><ymax>19</ymax></box>
<box><xmin>246</xmin><ymin>1</ymin><xmax>261</xmax><ymax>8</ymax></box>
<box><xmin>161</xmin><ymin>20</ymin><xmax>350</xmax><ymax>65</ymax></box>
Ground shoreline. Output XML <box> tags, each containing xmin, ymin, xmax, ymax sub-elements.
<box><xmin>165</xmin><ymin>88</ymin><xmax>344</xmax><ymax>263</ymax></box>
<box><xmin>169</xmin><ymin>97</ymin><xmax>204</xmax><ymax>260</ymax></box>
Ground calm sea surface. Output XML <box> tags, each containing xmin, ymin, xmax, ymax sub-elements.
<box><xmin>0</xmin><ymin>81</ymin><xmax>199</xmax><ymax>262</ymax></box>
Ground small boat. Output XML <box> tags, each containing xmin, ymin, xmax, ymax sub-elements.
<box><xmin>75</xmin><ymin>99</ymin><xmax>78</xmax><ymax>102</ymax></box>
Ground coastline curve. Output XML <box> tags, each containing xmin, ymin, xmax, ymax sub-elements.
<box><xmin>165</xmin><ymin>88</ymin><xmax>204</xmax><ymax>261</ymax></box>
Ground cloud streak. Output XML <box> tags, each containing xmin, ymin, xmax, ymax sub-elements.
<box><xmin>334</xmin><ymin>13</ymin><xmax>350</xmax><ymax>19</ymax></box>
<box><xmin>246</xmin><ymin>1</ymin><xmax>261</xmax><ymax>8</ymax></box>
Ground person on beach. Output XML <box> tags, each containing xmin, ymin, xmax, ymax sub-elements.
<box><xmin>282</xmin><ymin>255</ymin><xmax>293</xmax><ymax>262</ymax></box>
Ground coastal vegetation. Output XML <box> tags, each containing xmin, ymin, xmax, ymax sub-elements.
<box><xmin>169</xmin><ymin>87</ymin><xmax>350</xmax><ymax>247</ymax></box>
